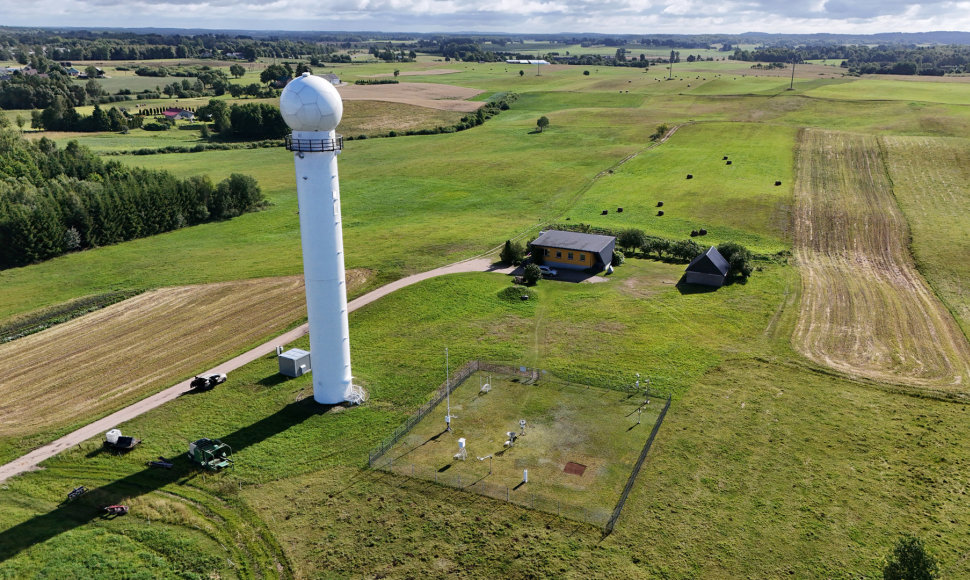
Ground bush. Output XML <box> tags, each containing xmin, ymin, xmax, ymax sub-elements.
<box><xmin>498</xmin><ymin>285</ymin><xmax>534</xmax><ymax>302</ymax></box>
<box><xmin>883</xmin><ymin>535</ymin><xmax>938</xmax><ymax>580</ymax></box>
<box><xmin>717</xmin><ymin>241</ymin><xmax>754</xmax><ymax>278</ymax></box>
<box><xmin>142</xmin><ymin>122</ymin><xmax>169</xmax><ymax>131</ymax></box>
<box><xmin>500</xmin><ymin>239</ymin><xmax>525</xmax><ymax>265</ymax></box>
<box><xmin>670</xmin><ymin>239</ymin><xmax>703</xmax><ymax>262</ymax></box>
<box><xmin>523</xmin><ymin>263</ymin><xmax>542</xmax><ymax>285</ymax></box>
<box><xmin>611</xmin><ymin>250</ymin><xmax>625</xmax><ymax>267</ymax></box>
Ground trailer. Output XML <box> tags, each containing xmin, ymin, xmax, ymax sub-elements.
<box><xmin>188</xmin><ymin>438</ymin><xmax>233</xmax><ymax>470</ymax></box>
<box><xmin>103</xmin><ymin>429</ymin><xmax>141</xmax><ymax>451</ymax></box>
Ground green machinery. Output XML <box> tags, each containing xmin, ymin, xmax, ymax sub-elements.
<box><xmin>187</xmin><ymin>438</ymin><xmax>233</xmax><ymax>470</ymax></box>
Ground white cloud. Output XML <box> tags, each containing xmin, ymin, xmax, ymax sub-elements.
<box><xmin>2</xmin><ymin>0</ymin><xmax>970</xmax><ymax>33</ymax></box>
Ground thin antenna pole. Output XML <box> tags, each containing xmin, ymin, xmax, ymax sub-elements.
<box><xmin>790</xmin><ymin>58</ymin><xmax>796</xmax><ymax>90</ymax></box>
<box><xmin>446</xmin><ymin>347</ymin><xmax>451</xmax><ymax>430</ymax></box>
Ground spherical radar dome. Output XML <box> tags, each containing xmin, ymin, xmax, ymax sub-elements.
<box><xmin>279</xmin><ymin>72</ymin><xmax>343</xmax><ymax>132</ymax></box>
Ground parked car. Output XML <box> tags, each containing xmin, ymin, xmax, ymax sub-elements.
<box><xmin>538</xmin><ymin>265</ymin><xmax>558</xmax><ymax>277</ymax></box>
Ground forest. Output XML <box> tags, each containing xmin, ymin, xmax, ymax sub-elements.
<box><xmin>0</xmin><ymin>129</ymin><xmax>265</xmax><ymax>268</ymax></box>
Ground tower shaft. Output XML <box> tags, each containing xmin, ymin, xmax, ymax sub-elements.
<box><xmin>290</xmin><ymin>129</ymin><xmax>352</xmax><ymax>404</ymax></box>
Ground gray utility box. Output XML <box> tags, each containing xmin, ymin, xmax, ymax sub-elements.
<box><xmin>278</xmin><ymin>348</ymin><xmax>311</xmax><ymax>377</ymax></box>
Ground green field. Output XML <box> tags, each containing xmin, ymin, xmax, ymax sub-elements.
<box><xmin>4</xmin><ymin>55</ymin><xmax>970</xmax><ymax>577</ymax></box>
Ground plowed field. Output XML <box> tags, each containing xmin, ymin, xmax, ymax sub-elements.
<box><xmin>791</xmin><ymin>129</ymin><xmax>970</xmax><ymax>389</ymax></box>
<box><xmin>0</xmin><ymin>277</ymin><xmax>307</xmax><ymax>438</ymax></box>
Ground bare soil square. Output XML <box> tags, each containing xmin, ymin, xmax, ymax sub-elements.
<box><xmin>380</xmin><ymin>371</ymin><xmax>660</xmax><ymax>520</ymax></box>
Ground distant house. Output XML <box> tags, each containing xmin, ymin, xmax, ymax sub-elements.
<box><xmin>530</xmin><ymin>230</ymin><xmax>616</xmax><ymax>271</ymax></box>
<box><xmin>162</xmin><ymin>108</ymin><xmax>194</xmax><ymax>121</ymax></box>
<box><xmin>65</xmin><ymin>67</ymin><xmax>81</xmax><ymax>77</ymax></box>
<box><xmin>321</xmin><ymin>73</ymin><xmax>340</xmax><ymax>85</ymax></box>
<box><xmin>684</xmin><ymin>246</ymin><xmax>730</xmax><ymax>287</ymax></box>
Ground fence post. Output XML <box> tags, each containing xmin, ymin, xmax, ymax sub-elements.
<box><xmin>558</xmin><ymin>500</ymin><xmax>561</xmax><ymax>517</ymax></box>
<box><xmin>506</xmin><ymin>486</ymin><xmax>509</xmax><ymax>502</ymax></box>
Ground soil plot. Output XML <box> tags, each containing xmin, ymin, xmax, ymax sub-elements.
<box><xmin>791</xmin><ymin>129</ymin><xmax>970</xmax><ymax>390</ymax></box>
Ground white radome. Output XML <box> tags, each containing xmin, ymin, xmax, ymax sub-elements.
<box><xmin>279</xmin><ymin>72</ymin><xmax>343</xmax><ymax>132</ymax></box>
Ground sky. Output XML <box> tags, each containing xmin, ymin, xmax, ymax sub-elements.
<box><xmin>1</xmin><ymin>0</ymin><xmax>969</xmax><ymax>35</ymax></box>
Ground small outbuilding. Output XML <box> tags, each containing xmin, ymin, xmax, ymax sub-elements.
<box><xmin>530</xmin><ymin>230</ymin><xmax>616</xmax><ymax>271</ymax></box>
<box><xmin>278</xmin><ymin>348</ymin><xmax>311</xmax><ymax>377</ymax></box>
<box><xmin>684</xmin><ymin>246</ymin><xmax>730</xmax><ymax>287</ymax></box>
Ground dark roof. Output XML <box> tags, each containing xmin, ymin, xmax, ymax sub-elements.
<box><xmin>686</xmin><ymin>246</ymin><xmax>730</xmax><ymax>276</ymax></box>
<box><xmin>531</xmin><ymin>230</ymin><xmax>615</xmax><ymax>253</ymax></box>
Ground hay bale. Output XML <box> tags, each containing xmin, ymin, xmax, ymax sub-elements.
<box><xmin>775</xmin><ymin>180</ymin><xmax>782</xmax><ymax>186</ymax></box>
<box><xmin>722</xmin><ymin>156</ymin><xmax>728</xmax><ymax>160</ymax></box>
<box><xmin>686</xmin><ymin>174</ymin><xmax>693</xmax><ymax>179</ymax></box>
<box><xmin>690</xmin><ymin>230</ymin><xmax>698</xmax><ymax>237</ymax></box>
<box><xmin>657</xmin><ymin>201</ymin><xmax>664</xmax><ymax>207</ymax></box>
<box><xmin>726</xmin><ymin>160</ymin><xmax>732</xmax><ymax>165</ymax></box>
<box><xmin>657</xmin><ymin>210</ymin><xmax>664</xmax><ymax>216</ymax></box>
<box><xmin>699</xmin><ymin>228</ymin><xmax>707</xmax><ymax>235</ymax></box>
<box><xmin>617</xmin><ymin>207</ymin><xmax>623</xmax><ymax>213</ymax></box>
<box><xmin>601</xmin><ymin>210</ymin><xmax>608</xmax><ymax>215</ymax></box>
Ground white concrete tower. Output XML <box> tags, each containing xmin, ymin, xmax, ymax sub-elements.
<box><xmin>280</xmin><ymin>73</ymin><xmax>354</xmax><ymax>404</ymax></box>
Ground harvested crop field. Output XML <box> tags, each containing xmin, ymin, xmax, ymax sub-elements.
<box><xmin>791</xmin><ymin>129</ymin><xmax>970</xmax><ymax>390</ymax></box>
<box><xmin>0</xmin><ymin>277</ymin><xmax>309</xmax><ymax>440</ymax></box>
<box><xmin>337</xmin><ymin>82</ymin><xmax>485</xmax><ymax>112</ymax></box>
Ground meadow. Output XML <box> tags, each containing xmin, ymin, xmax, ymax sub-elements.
<box><xmin>3</xmin><ymin>55</ymin><xmax>970</xmax><ymax>578</ymax></box>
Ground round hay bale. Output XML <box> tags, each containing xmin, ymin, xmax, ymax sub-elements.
<box><xmin>722</xmin><ymin>156</ymin><xmax>728</xmax><ymax>160</ymax></box>
<box><xmin>690</xmin><ymin>230</ymin><xmax>698</xmax><ymax>237</ymax></box>
<box><xmin>699</xmin><ymin>228</ymin><xmax>707</xmax><ymax>235</ymax></box>
<box><xmin>657</xmin><ymin>201</ymin><xmax>664</xmax><ymax>207</ymax></box>
<box><xmin>775</xmin><ymin>180</ymin><xmax>782</xmax><ymax>186</ymax></box>
<box><xmin>726</xmin><ymin>160</ymin><xmax>732</xmax><ymax>165</ymax></box>
<box><xmin>657</xmin><ymin>210</ymin><xmax>664</xmax><ymax>216</ymax></box>
<box><xmin>686</xmin><ymin>174</ymin><xmax>693</xmax><ymax>179</ymax></box>
<box><xmin>601</xmin><ymin>210</ymin><xmax>608</xmax><ymax>215</ymax></box>
<box><xmin>617</xmin><ymin>207</ymin><xmax>623</xmax><ymax>213</ymax></box>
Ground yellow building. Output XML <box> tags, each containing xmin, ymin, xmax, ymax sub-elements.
<box><xmin>530</xmin><ymin>230</ymin><xmax>616</xmax><ymax>271</ymax></box>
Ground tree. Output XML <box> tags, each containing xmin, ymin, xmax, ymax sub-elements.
<box><xmin>229</xmin><ymin>64</ymin><xmax>246</xmax><ymax>78</ymax></box>
<box><xmin>670</xmin><ymin>239</ymin><xmax>703</xmax><ymax>262</ymax></box>
<box><xmin>883</xmin><ymin>535</ymin><xmax>938</xmax><ymax>580</ymax></box>
<box><xmin>500</xmin><ymin>239</ymin><xmax>524</xmax><ymax>265</ymax></box>
<box><xmin>642</xmin><ymin>238</ymin><xmax>671</xmax><ymax>259</ymax></box>
<box><xmin>536</xmin><ymin>116</ymin><xmax>549</xmax><ymax>133</ymax></box>
<box><xmin>260</xmin><ymin>63</ymin><xmax>291</xmax><ymax>85</ymax></box>
<box><xmin>617</xmin><ymin>228</ymin><xmax>647</xmax><ymax>253</ymax></box>
<box><xmin>523</xmin><ymin>263</ymin><xmax>541</xmax><ymax>285</ymax></box>
<box><xmin>15</xmin><ymin>115</ymin><xmax>26</xmax><ymax>131</ymax></box>
<box><xmin>717</xmin><ymin>241</ymin><xmax>754</xmax><ymax>278</ymax></box>
<box><xmin>84</xmin><ymin>65</ymin><xmax>99</xmax><ymax>78</ymax></box>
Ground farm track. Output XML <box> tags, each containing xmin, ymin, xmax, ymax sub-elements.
<box><xmin>791</xmin><ymin>129</ymin><xmax>970</xmax><ymax>390</ymax></box>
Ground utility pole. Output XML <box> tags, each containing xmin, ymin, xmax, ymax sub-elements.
<box><xmin>790</xmin><ymin>57</ymin><xmax>796</xmax><ymax>90</ymax></box>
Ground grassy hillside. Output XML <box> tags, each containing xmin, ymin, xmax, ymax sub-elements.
<box><xmin>4</xmin><ymin>57</ymin><xmax>970</xmax><ymax>578</ymax></box>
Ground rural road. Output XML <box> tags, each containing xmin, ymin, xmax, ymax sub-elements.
<box><xmin>0</xmin><ymin>257</ymin><xmax>512</xmax><ymax>483</ymax></box>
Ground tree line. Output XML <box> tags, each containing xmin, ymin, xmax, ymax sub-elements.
<box><xmin>730</xmin><ymin>44</ymin><xmax>970</xmax><ymax>76</ymax></box>
<box><xmin>0</xmin><ymin>128</ymin><xmax>265</xmax><ymax>269</ymax></box>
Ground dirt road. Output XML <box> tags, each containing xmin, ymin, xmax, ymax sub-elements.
<box><xmin>0</xmin><ymin>257</ymin><xmax>511</xmax><ymax>483</ymax></box>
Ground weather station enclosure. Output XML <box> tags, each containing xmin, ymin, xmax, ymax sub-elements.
<box><xmin>278</xmin><ymin>348</ymin><xmax>311</xmax><ymax>377</ymax></box>
<box><xmin>368</xmin><ymin>364</ymin><xmax>670</xmax><ymax>531</ymax></box>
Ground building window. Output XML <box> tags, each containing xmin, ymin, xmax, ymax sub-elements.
<box><xmin>556</xmin><ymin>251</ymin><xmax>562</xmax><ymax>258</ymax></box>
<box><xmin>568</xmin><ymin>252</ymin><xmax>574</xmax><ymax>260</ymax></box>
<box><xmin>544</xmin><ymin>248</ymin><xmax>549</xmax><ymax>256</ymax></box>
<box><xmin>580</xmin><ymin>254</ymin><xmax>586</xmax><ymax>261</ymax></box>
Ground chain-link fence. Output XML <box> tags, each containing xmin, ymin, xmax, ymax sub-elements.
<box><xmin>605</xmin><ymin>392</ymin><xmax>671</xmax><ymax>534</ymax></box>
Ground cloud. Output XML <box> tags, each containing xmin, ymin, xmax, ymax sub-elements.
<box><xmin>2</xmin><ymin>0</ymin><xmax>970</xmax><ymax>34</ymax></box>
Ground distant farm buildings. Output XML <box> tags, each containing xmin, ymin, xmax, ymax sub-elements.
<box><xmin>505</xmin><ymin>60</ymin><xmax>550</xmax><ymax>65</ymax></box>
<box><xmin>320</xmin><ymin>73</ymin><xmax>340</xmax><ymax>85</ymax></box>
<box><xmin>684</xmin><ymin>246</ymin><xmax>730</xmax><ymax>287</ymax></box>
<box><xmin>162</xmin><ymin>108</ymin><xmax>195</xmax><ymax>121</ymax></box>
<box><xmin>531</xmin><ymin>230</ymin><xmax>616</xmax><ymax>271</ymax></box>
